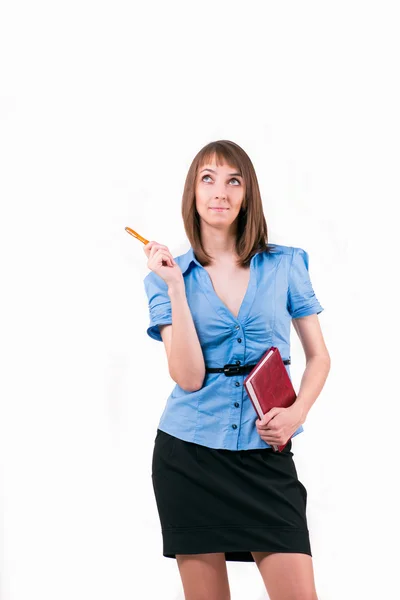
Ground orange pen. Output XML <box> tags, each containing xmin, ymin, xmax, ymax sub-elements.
<box><xmin>125</xmin><ymin>227</ymin><xmax>149</xmax><ymax>245</ymax></box>
<box><xmin>125</xmin><ymin>227</ymin><xmax>174</xmax><ymax>266</ymax></box>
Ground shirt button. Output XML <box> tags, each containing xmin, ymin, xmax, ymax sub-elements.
<box><xmin>237</xmin><ymin>338</ymin><xmax>242</xmax><ymax>343</ymax></box>
<box><xmin>234</xmin><ymin>402</ymin><xmax>239</xmax><ymax>407</ymax></box>
<box><xmin>232</xmin><ymin>424</ymin><xmax>238</xmax><ymax>429</ymax></box>
<box><xmin>235</xmin><ymin>360</ymin><xmax>241</xmax><ymax>365</ymax></box>
<box><xmin>235</xmin><ymin>381</ymin><xmax>240</xmax><ymax>387</ymax></box>
<box><xmin>235</xmin><ymin>324</ymin><xmax>240</xmax><ymax>330</ymax></box>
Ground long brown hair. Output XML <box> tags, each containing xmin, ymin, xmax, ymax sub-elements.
<box><xmin>181</xmin><ymin>140</ymin><xmax>276</xmax><ymax>267</ymax></box>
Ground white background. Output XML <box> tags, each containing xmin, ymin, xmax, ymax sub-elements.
<box><xmin>1</xmin><ymin>1</ymin><xmax>399</xmax><ymax>599</ymax></box>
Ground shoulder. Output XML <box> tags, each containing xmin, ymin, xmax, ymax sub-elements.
<box><xmin>258</xmin><ymin>243</ymin><xmax>295</xmax><ymax>266</ymax></box>
<box><xmin>257</xmin><ymin>244</ymin><xmax>311</xmax><ymax>278</ymax></box>
<box><xmin>265</xmin><ymin>244</ymin><xmax>309</xmax><ymax>264</ymax></box>
<box><xmin>265</xmin><ymin>243</ymin><xmax>293</xmax><ymax>256</ymax></box>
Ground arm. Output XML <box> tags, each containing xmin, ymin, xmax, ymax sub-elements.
<box><xmin>143</xmin><ymin>241</ymin><xmax>205</xmax><ymax>392</ymax></box>
<box><xmin>256</xmin><ymin>248</ymin><xmax>329</xmax><ymax>445</ymax></box>
<box><xmin>290</xmin><ymin>313</ymin><xmax>331</xmax><ymax>424</ymax></box>
<box><xmin>159</xmin><ymin>281</ymin><xmax>206</xmax><ymax>393</ymax></box>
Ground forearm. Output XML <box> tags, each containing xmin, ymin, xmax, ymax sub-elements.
<box><xmin>292</xmin><ymin>355</ymin><xmax>331</xmax><ymax>424</ymax></box>
<box><xmin>167</xmin><ymin>282</ymin><xmax>206</xmax><ymax>392</ymax></box>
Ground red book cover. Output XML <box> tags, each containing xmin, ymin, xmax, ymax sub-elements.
<box><xmin>243</xmin><ymin>347</ymin><xmax>297</xmax><ymax>452</ymax></box>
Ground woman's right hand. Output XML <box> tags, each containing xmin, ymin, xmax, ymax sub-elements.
<box><xmin>143</xmin><ymin>241</ymin><xmax>184</xmax><ymax>288</ymax></box>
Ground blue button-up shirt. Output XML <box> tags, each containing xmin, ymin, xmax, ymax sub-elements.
<box><xmin>143</xmin><ymin>243</ymin><xmax>324</xmax><ymax>450</ymax></box>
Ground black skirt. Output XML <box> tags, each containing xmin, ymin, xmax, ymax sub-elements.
<box><xmin>151</xmin><ymin>429</ymin><xmax>312</xmax><ymax>562</ymax></box>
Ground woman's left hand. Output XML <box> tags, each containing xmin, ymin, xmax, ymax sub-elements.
<box><xmin>255</xmin><ymin>404</ymin><xmax>304</xmax><ymax>446</ymax></box>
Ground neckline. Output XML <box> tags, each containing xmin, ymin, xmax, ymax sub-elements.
<box><xmin>200</xmin><ymin>259</ymin><xmax>258</xmax><ymax>323</ymax></box>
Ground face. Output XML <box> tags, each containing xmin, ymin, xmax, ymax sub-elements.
<box><xmin>195</xmin><ymin>159</ymin><xmax>246</xmax><ymax>230</ymax></box>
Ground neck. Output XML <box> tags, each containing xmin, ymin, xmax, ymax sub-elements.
<box><xmin>200</xmin><ymin>225</ymin><xmax>238</xmax><ymax>262</ymax></box>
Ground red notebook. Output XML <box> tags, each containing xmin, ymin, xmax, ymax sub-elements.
<box><xmin>243</xmin><ymin>346</ymin><xmax>297</xmax><ymax>452</ymax></box>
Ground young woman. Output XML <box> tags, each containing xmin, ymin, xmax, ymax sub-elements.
<box><xmin>143</xmin><ymin>140</ymin><xmax>330</xmax><ymax>600</ymax></box>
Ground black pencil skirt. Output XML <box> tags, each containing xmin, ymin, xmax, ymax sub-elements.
<box><xmin>151</xmin><ymin>428</ymin><xmax>312</xmax><ymax>562</ymax></box>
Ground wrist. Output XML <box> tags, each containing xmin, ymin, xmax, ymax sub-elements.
<box><xmin>291</xmin><ymin>398</ymin><xmax>307</xmax><ymax>425</ymax></box>
<box><xmin>167</xmin><ymin>279</ymin><xmax>185</xmax><ymax>296</ymax></box>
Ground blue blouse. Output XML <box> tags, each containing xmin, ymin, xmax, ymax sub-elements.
<box><xmin>143</xmin><ymin>243</ymin><xmax>324</xmax><ymax>450</ymax></box>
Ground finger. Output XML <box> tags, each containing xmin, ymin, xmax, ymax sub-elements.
<box><xmin>263</xmin><ymin>437</ymin><xmax>280</xmax><ymax>445</ymax></box>
<box><xmin>146</xmin><ymin>240</ymin><xmax>160</xmax><ymax>250</ymax></box>
<box><xmin>154</xmin><ymin>248</ymin><xmax>173</xmax><ymax>264</ymax></box>
<box><xmin>262</xmin><ymin>415</ymin><xmax>278</xmax><ymax>427</ymax></box>
<box><xmin>148</xmin><ymin>242</ymin><xmax>169</xmax><ymax>252</ymax></box>
<box><xmin>154</xmin><ymin>248</ymin><xmax>175</xmax><ymax>267</ymax></box>
<box><xmin>258</xmin><ymin>428</ymin><xmax>279</xmax><ymax>439</ymax></box>
<box><xmin>144</xmin><ymin>241</ymin><xmax>158</xmax><ymax>257</ymax></box>
<box><xmin>149</xmin><ymin>244</ymin><xmax>172</xmax><ymax>259</ymax></box>
<box><xmin>257</xmin><ymin>422</ymin><xmax>276</xmax><ymax>431</ymax></box>
<box><xmin>160</xmin><ymin>252</ymin><xmax>174</xmax><ymax>267</ymax></box>
<box><xmin>148</xmin><ymin>245</ymin><xmax>161</xmax><ymax>261</ymax></box>
<box><xmin>151</xmin><ymin>249</ymin><xmax>174</xmax><ymax>267</ymax></box>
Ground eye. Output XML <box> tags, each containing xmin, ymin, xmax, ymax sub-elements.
<box><xmin>201</xmin><ymin>175</ymin><xmax>241</xmax><ymax>185</ymax></box>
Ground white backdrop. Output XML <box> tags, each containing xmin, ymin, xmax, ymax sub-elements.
<box><xmin>1</xmin><ymin>1</ymin><xmax>399</xmax><ymax>599</ymax></box>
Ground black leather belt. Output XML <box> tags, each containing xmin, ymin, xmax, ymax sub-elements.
<box><xmin>205</xmin><ymin>359</ymin><xmax>291</xmax><ymax>377</ymax></box>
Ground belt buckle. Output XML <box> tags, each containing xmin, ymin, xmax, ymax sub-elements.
<box><xmin>223</xmin><ymin>363</ymin><xmax>241</xmax><ymax>377</ymax></box>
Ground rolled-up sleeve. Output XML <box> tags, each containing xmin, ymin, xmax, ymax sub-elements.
<box><xmin>143</xmin><ymin>272</ymin><xmax>172</xmax><ymax>341</ymax></box>
<box><xmin>287</xmin><ymin>247</ymin><xmax>324</xmax><ymax>319</ymax></box>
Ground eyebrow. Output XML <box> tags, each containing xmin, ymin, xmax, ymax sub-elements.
<box><xmin>200</xmin><ymin>168</ymin><xmax>242</xmax><ymax>177</ymax></box>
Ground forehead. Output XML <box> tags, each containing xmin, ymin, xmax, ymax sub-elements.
<box><xmin>199</xmin><ymin>152</ymin><xmax>240</xmax><ymax>172</ymax></box>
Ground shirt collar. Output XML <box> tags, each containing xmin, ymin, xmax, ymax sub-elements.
<box><xmin>178</xmin><ymin>246</ymin><xmax>201</xmax><ymax>276</ymax></box>
<box><xmin>178</xmin><ymin>245</ymin><xmax>265</xmax><ymax>276</ymax></box>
